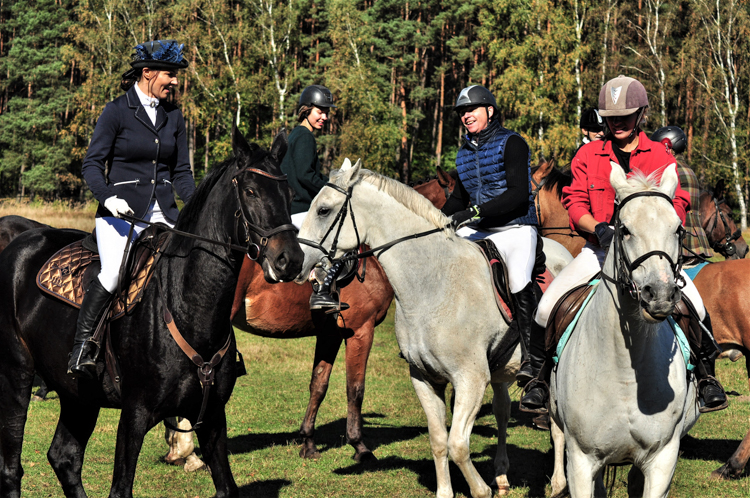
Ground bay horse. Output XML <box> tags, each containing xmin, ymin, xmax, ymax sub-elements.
<box><xmin>549</xmin><ymin>164</ymin><xmax>700</xmax><ymax>498</ymax></box>
<box><xmin>296</xmin><ymin>158</ymin><xmax>560</xmax><ymax>497</ymax></box>
<box><xmin>0</xmin><ymin>129</ymin><xmax>303</xmax><ymax>498</ymax></box>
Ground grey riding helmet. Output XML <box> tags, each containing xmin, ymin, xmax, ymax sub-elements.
<box><xmin>454</xmin><ymin>85</ymin><xmax>498</xmax><ymax>115</ymax></box>
<box><xmin>299</xmin><ymin>85</ymin><xmax>337</xmax><ymax>110</ymax></box>
<box><xmin>650</xmin><ymin>126</ymin><xmax>687</xmax><ymax>155</ymax></box>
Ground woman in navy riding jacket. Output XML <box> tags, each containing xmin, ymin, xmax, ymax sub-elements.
<box><xmin>68</xmin><ymin>40</ymin><xmax>196</xmax><ymax>378</ymax></box>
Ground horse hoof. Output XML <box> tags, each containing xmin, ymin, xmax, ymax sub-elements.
<box><xmin>166</xmin><ymin>457</ymin><xmax>186</xmax><ymax>467</ymax></box>
<box><xmin>354</xmin><ymin>450</ymin><xmax>377</xmax><ymax>463</ymax></box>
<box><xmin>299</xmin><ymin>447</ymin><xmax>321</xmax><ymax>459</ymax></box>
<box><xmin>183</xmin><ymin>454</ymin><xmax>206</xmax><ymax>472</ymax></box>
<box><xmin>30</xmin><ymin>395</ymin><xmax>45</xmax><ymax>402</ymax></box>
<box><xmin>711</xmin><ymin>464</ymin><xmax>741</xmax><ymax>480</ymax></box>
<box><xmin>496</xmin><ymin>485</ymin><xmax>510</xmax><ymax>496</ymax></box>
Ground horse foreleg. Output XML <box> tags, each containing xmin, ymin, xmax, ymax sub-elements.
<box><xmin>0</xmin><ymin>360</ymin><xmax>34</xmax><ymax>498</ymax></box>
<box><xmin>194</xmin><ymin>408</ymin><xmax>238</xmax><ymax>498</ymax></box>
<box><xmin>564</xmin><ymin>438</ymin><xmax>598</xmax><ymax>498</ymax></box>
<box><xmin>713</xmin><ymin>427</ymin><xmax>750</xmax><ymax>479</ymax></box>
<box><xmin>410</xmin><ymin>367</ymin><xmax>452</xmax><ymax>498</ymax></box>
<box><xmin>299</xmin><ymin>331</ymin><xmax>342</xmax><ymax>459</ymax></box>
<box><xmin>549</xmin><ymin>417</ymin><xmax>567</xmax><ymax>498</ymax></box>
<box><xmin>639</xmin><ymin>436</ymin><xmax>680</xmax><ymax>498</ymax></box>
<box><xmin>48</xmin><ymin>396</ymin><xmax>100</xmax><ymax>498</ymax></box>
<box><xmin>344</xmin><ymin>322</ymin><xmax>376</xmax><ymax>463</ymax></box>
<box><xmin>448</xmin><ymin>375</ymin><xmax>492</xmax><ymax>498</ymax></box>
<box><xmin>489</xmin><ymin>381</ymin><xmax>510</xmax><ymax>495</ymax></box>
<box><xmin>109</xmin><ymin>405</ymin><xmax>155</xmax><ymax>498</ymax></box>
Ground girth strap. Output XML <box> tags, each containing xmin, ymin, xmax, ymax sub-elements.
<box><xmin>157</xmin><ymin>276</ymin><xmax>232</xmax><ymax>431</ymax></box>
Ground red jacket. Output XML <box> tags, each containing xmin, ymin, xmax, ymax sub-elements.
<box><xmin>562</xmin><ymin>132</ymin><xmax>690</xmax><ymax>244</ymax></box>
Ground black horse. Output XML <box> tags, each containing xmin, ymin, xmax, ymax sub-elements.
<box><xmin>0</xmin><ymin>215</ymin><xmax>47</xmax><ymax>253</ymax></box>
<box><xmin>0</xmin><ymin>128</ymin><xmax>303</xmax><ymax>498</ymax></box>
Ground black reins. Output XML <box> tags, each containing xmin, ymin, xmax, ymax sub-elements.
<box><xmin>601</xmin><ymin>190</ymin><xmax>686</xmax><ymax>301</ymax></box>
<box><xmin>121</xmin><ymin>167</ymin><xmax>298</xmax><ymax>261</ymax></box>
<box><xmin>705</xmin><ymin>197</ymin><xmax>742</xmax><ymax>257</ymax></box>
<box><xmin>298</xmin><ymin>182</ymin><xmax>449</xmax><ymax>266</ymax></box>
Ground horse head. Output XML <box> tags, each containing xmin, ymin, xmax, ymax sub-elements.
<box><xmin>699</xmin><ymin>179</ymin><xmax>748</xmax><ymax>259</ymax></box>
<box><xmin>229</xmin><ymin>127</ymin><xmax>304</xmax><ymax>283</ymax></box>
<box><xmin>609</xmin><ymin>162</ymin><xmax>683</xmax><ymax>322</ymax></box>
<box><xmin>410</xmin><ymin>166</ymin><xmax>456</xmax><ymax>209</ymax></box>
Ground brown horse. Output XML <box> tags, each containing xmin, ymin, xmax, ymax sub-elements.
<box><xmin>534</xmin><ymin>160</ymin><xmax>750</xmax><ymax>479</ymax></box>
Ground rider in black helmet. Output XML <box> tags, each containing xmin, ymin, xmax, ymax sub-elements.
<box><xmin>650</xmin><ymin>125</ymin><xmax>687</xmax><ymax>155</ymax></box>
<box><xmin>280</xmin><ymin>84</ymin><xmax>345</xmax><ymax>312</ymax></box>
<box><xmin>580</xmin><ymin>108</ymin><xmax>604</xmax><ymax>144</ymax></box>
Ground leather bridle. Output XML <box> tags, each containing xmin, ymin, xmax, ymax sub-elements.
<box><xmin>298</xmin><ymin>182</ymin><xmax>448</xmax><ymax>267</ymax></box>
<box><xmin>704</xmin><ymin>197</ymin><xmax>742</xmax><ymax>258</ymax></box>
<box><xmin>601</xmin><ymin>191</ymin><xmax>686</xmax><ymax>301</ymax></box>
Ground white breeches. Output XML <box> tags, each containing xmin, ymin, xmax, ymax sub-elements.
<box><xmin>534</xmin><ymin>242</ymin><xmax>705</xmax><ymax>327</ymax></box>
<box><xmin>456</xmin><ymin>224</ymin><xmax>538</xmax><ymax>293</ymax></box>
<box><xmin>95</xmin><ymin>200</ymin><xmax>174</xmax><ymax>293</ymax></box>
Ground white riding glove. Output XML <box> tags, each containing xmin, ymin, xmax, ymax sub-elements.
<box><xmin>104</xmin><ymin>196</ymin><xmax>134</xmax><ymax>219</ymax></box>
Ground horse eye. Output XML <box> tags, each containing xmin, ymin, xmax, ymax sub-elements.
<box><xmin>621</xmin><ymin>226</ymin><xmax>631</xmax><ymax>236</ymax></box>
<box><xmin>244</xmin><ymin>188</ymin><xmax>255</xmax><ymax>197</ymax></box>
<box><xmin>317</xmin><ymin>207</ymin><xmax>331</xmax><ymax>216</ymax></box>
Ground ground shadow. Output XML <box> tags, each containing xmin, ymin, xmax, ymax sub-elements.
<box><xmin>333</xmin><ymin>443</ymin><xmax>555</xmax><ymax>497</ymax></box>
<box><xmin>237</xmin><ymin>478</ymin><xmax>292</xmax><ymax>497</ymax></box>
<box><xmin>680</xmin><ymin>434</ymin><xmax>744</xmax><ymax>463</ymax></box>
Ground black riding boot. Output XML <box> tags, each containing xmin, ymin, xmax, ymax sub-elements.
<box><xmin>67</xmin><ymin>278</ymin><xmax>111</xmax><ymax>379</ymax></box>
<box><xmin>513</xmin><ymin>283</ymin><xmax>539</xmax><ymax>388</ymax></box>
<box><xmin>695</xmin><ymin>313</ymin><xmax>728</xmax><ymax>413</ymax></box>
<box><xmin>309</xmin><ymin>260</ymin><xmax>350</xmax><ymax>311</ymax></box>
<box><xmin>519</xmin><ymin>320</ymin><xmax>550</xmax><ymax>414</ymax></box>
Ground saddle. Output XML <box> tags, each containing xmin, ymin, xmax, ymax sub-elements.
<box><xmin>36</xmin><ymin>226</ymin><xmax>170</xmax><ymax>395</ymax></box>
<box><xmin>474</xmin><ymin>231</ymin><xmax>549</xmax><ymax>325</ymax></box>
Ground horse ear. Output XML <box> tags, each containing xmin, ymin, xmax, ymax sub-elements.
<box><xmin>437</xmin><ymin>166</ymin><xmax>452</xmax><ymax>187</ymax></box>
<box><xmin>340</xmin><ymin>159</ymin><xmax>362</xmax><ymax>187</ymax></box>
<box><xmin>659</xmin><ymin>163</ymin><xmax>679</xmax><ymax>199</ymax></box>
<box><xmin>270</xmin><ymin>128</ymin><xmax>288</xmax><ymax>162</ymax></box>
<box><xmin>341</xmin><ymin>158</ymin><xmax>353</xmax><ymax>171</ymax></box>
<box><xmin>609</xmin><ymin>161</ymin><xmax>629</xmax><ymax>199</ymax></box>
<box><xmin>232</xmin><ymin>124</ymin><xmax>259</xmax><ymax>160</ymax></box>
<box><xmin>714</xmin><ymin>178</ymin><xmax>726</xmax><ymax>199</ymax></box>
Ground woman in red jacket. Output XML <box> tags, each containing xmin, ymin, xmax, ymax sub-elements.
<box><xmin>521</xmin><ymin>75</ymin><xmax>727</xmax><ymax>414</ymax></box>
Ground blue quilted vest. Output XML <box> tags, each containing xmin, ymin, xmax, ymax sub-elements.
<box><xmin>455</xmin><ymin>125</ymin><xmax>537</xmax><ymax>226</ymax></box>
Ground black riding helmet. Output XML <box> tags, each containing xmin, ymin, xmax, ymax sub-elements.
<box><xmin>454</xmin><ymin>85</ymin><xmax>498</xmax><ymax>115</ymax></box>
<box><xmin>299</xmin><ymin>85</ymin><xmax>337</xmax><ymax>110</ymax></box>
<box><xmin>580</xmin><ymin>108</ymin><xmax>603</xmax><ymax>132</ymax></box>
<box><xmin>650</xmin><ymin>126</ymin><xmax>687</xmax><ymax>155</ymax></box>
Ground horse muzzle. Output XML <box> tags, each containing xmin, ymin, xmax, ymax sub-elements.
<box><xmin>639</xmin><ymin>280</ymin><xmax>681</xmax><ymax>322</ymax></box>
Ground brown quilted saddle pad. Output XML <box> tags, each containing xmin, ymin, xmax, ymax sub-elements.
<box><xmin>36</xmin><ymin>229</ymin><xmax>168</xmax><ymax>320</ymax></box>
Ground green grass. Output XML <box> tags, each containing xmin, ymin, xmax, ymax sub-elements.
<box><xmin>18</xmin><ymin>301</ymin><xmax>750</xmax><ymax>497</ymax></box>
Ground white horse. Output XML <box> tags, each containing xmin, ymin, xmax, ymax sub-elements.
<box><xmin>296</xmin><ymin>158</ymin><xmax>560</xmax><ymax>498</ymax></box>
<box><xmin>549</xmin><ymin>163</ymin><xmax>700</xmax><ymax>498</ymax></box>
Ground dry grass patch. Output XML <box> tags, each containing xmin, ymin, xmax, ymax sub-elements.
<box><xmin>0</xmin><ymin>199</ymin><xmax>96</xmax><ymax>232</ymax></box>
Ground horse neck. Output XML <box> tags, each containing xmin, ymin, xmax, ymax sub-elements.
<box><xmin>589</xmin><ymin>246</ymin><xmax>662</xmax><ymax>365</ymax></box>
<box><xmin>161</xmin><ymin>172</ymin><xmax>242</xmax><ymax>326</ymax></box>
<box><xmin>353</xmin><ymin>186</ymin><xmax>483</xmax><ymax>311</ymax></box>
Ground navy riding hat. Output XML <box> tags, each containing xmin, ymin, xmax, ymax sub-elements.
<box><xmin>130</xmin><ymin>40</ymin><xmax>189</xmax><ymax>70</ymax></box>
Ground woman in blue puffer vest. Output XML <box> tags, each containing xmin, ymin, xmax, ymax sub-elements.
<box><xmin>441</xmin><ymin>85</ymin><xmax>540</xmax><ymax>388</ymax></box>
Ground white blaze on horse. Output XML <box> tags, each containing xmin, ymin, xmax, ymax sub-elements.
<box><xmin>549</xmin><ymin>163</ymin><xmax>700</xmax><ymax>498</ymax></box>
<box><xmin>296</xmin><ymin>158</ymin><xmax>564</xmax><ymax>498</ymax></box>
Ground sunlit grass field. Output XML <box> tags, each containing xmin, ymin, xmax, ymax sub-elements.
<box><xmin>5</xmin><ymin>204</ymin><xmax>750</xmax><ymax>497</ymax></box>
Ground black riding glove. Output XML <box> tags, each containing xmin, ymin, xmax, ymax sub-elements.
<box><xmin>595</xmin><ymin>222</ymin><xmax>615</xmax><ymax>249</ymax></box>
<box><xmin>451</xmin><ymin>205</ymin><xmax>481</xmax><ymax>228</ymax></box>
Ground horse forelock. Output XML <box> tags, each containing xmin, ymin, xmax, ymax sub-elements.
<box><xmin>330</xmin><ymin>168</ymin><xmax>453</xmax><ymax>232</ymax></box>
<box><xmin>615</xmin><ymin>169</ymin><xmax>664</xmax><ymax>200</ymax></box>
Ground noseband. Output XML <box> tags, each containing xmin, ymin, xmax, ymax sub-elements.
<box><xmin>705</xmin><ymin>197</ymin><xmax>742</xmax><ymax>257</ymax></box>
<box><xmin>231</xmin><ymin>167</ymin><xmax>298</xmax><ymax>261</ymax></box>
<box><xmin>298</xmin><ymin>182</ymin><xmax>447</xmax><ymax>266</ymax></box>
<box><xmin>602</xmin><ymin>191</ymin><xmax>686</xmax><ymax>301</ymax></box>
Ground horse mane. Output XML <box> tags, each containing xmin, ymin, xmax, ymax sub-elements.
<box><xmin>531</xmin><ymin>164</ymin><xmax>571</xmax><ymax>199</ymax></box>
<box><xmin>408</xmin><ymin>169</ymin><xmax>458</xmax><ymax>187</ymax></box>
<box><xmin>331</xmin><ymin>168</ymin><xmax>452</xmax><ymax>231</ymax></box>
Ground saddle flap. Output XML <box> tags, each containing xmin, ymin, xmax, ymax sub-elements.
<box><xmin>546</xmin><ymin>282</ymin><xmax>596</xmax><ymax>351</ymax></box>
<box><xmin>474</xmin><ymin>239</ymin><xmax>513</xmax><ymax>323</ymax></box>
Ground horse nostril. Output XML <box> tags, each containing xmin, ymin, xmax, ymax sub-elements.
<box><xmin>275</xmin><ymin>252</ymin><xmax>289</xmax><ymax>272</ymax></box>
<box><xmin>641</xmin><ymin>285</ymin><xmax>654</xmax><ymax>303</ymax></box>
<box><xmin>669</xmin><ymin>285</ymin><xmax>681</xmax><ymax>304</ymax></box>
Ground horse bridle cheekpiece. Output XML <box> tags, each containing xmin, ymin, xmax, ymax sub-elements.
<box><xmin>707</xmin><ymin>197</ymin><xmax>742</xmax><ymax>257</ymax></box>
<box><xmin>604</xmin><ymin>191</ymin><xmax>686</xmax><ymax>301</ymax></box>
<box><xmin>231</xmin><ymin>167</ymin><xmax>298</xmax><ymax>261</ymax></box>
<box><xmin>298</xmin><ymin>182</ymin><xmax>447</xmax><ymax>267</ymax></box>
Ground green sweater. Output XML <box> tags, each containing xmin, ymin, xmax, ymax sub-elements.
<box><xmin>280</xmin><ymin>125</ymin><xmax>328</xmax><ymax>214</ymax></box>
